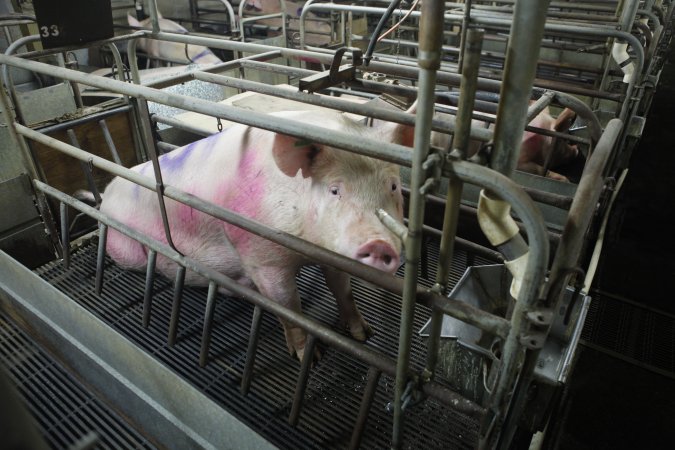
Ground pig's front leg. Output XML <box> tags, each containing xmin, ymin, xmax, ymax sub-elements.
<box><xmin>251</xmin><ymin>266</ymin><xmax>316</xmax><ymax>362</ymax></box>
<box><xmin>321</xmin><ymin>266</ymin><xmax>374</xmax><ymax>341</ymax></box>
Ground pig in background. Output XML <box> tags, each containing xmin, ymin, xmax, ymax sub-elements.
<box><xmin>432</xmin><ymin>106</ymin><xmax>581</xmax><ymax>182</ymax></box>
<box><xmin>98</xmin><ymin>109</ymin><xmax>414</xmax><ymax>362</ymax></box>
<box><xmin>243</xmin><ymin>0</ymin><xmax>333</xmax><ymax>46</ymax></box>
<box><xmin>127</xmin><ymin>12</ymin><xmax>222</xmax><ymax>66</ymax></box>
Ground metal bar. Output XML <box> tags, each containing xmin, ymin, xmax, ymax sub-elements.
<box><xmin>0</xmin><ymin>54</ymin><xmax>415</xmax><ymax>167</ymax></box>
<box><xmin>67</xmin><ymin>129</ymin><xmax>102</xmax><ymax>206</ymax></box>
<box><xmin>17</xmin><ymin>123</ymin><xmax>510</xmax><ymax>338</ymax></box>
<box><xmin>34</xmin><ymin>180</ymin><xmax>486</xmax><ymax>418</ymax></box>
<box><xmin>288</xmin><ymin>334</ymin><xmax>317</xmax><ymax>426</ymax></box>
<box><xmin>490</xmin><ymin>0</ymin><xmax>552</xmax><ymax>178</ymax></box>
<box><xmin>34</xmin><ymin>105</ymin><xmax>133</xmax><ymax>135</ymax></box>
<box><xmin>60</xmin><ymin>202</ymin><xmax>70</xmax><ymax>270</ymax></box>
<box><xmin>134</xmin><ymin>99</ymin><xmax>181</xmax><ymax>254</ymax></box>
<box><xmin>240</xmin><ymin>305</ymin><xmax>263</xmax><ymax>395</ymax></box>
<box><xmin>199</xmin><ymin>281</ymin><xmax>218</xmax><ymax>367</ymax></box>
<box><xmin>142</xmin><ymin>249</ymin><xmax>157</xmax><ymax>328</ymax></box>
<box><xmin>349</xmin><ymin>366</ymin><xmax>382</xmax><ymax>450</ymax></box>
<box><xmin>192</xmin><ymin>71</ymin><xmax>494</xmax><ymax>142</ymax></box>
<box><xmin>168</xmin><ymin>266</ymin><xmax>187</xmax><ymax>346</ymax></box>
<box><xmin>392</xmin><ymin>0</ymin><xmax>444</xmax><ymax>446</ymax></box>
<box><xmin>95</xmin><ymin>223</ymin><xmax>107</xmax><ymax>296</ymax></box>
<box><xmin>426</xmin><ymin>28</ymin><xmax>484</xmax><ymax>380</ymax></box>
<box><xmin>98</xmin><ymin>120</ymin><xmax>123</xmax><ymax>166</ymax></box>
<box><xmin>526</xmin><ymin>91</ymin><xmax>555</xmax><ymax>123</ymax></box>
<box><xmin>151</xmin><ymin>114</ymin><xmax>214</xmax><ymax>138</ymax></box>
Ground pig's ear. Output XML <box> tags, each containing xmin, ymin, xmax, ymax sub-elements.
<box><xmin>553</xmin><ymin>108</ymin><xmax>577</xmax><ymax>132</ymax></box>
<box><xmin>272</xmin><ymin>134</ymin><xmax>320</xmax><ymax>178</ymax></box>
<box><xmin>374</xmin><ymin>100</ymin><xmax>417</xmax><ymax>148</ymax></box>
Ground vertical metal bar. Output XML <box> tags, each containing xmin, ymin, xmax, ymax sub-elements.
<box><xmin>392</xmin><ymin>0</ymin><xmax>444</xmax><ymax>448</ymax></box>
<box><xmin>95</xmin><ymin>223</ymin><xmax>107</xmax><ymax>296</ymax></box>
<box><xmin>67</xmin><ymin>129</ymin><xmax>102</xmax><ymax>205</ymax></box>
<box><xmin>241</xmin><ymin>305</ymin><xmax>264</xmax><ymax>395</ymax></box>
<box><xmin>142</xmin><ymin>249</ymin><xmax>157</xmax><ymax>328</ymax></box>
<box><xmin>349</xmin><ymin>366</ymin><xmax>382</xmax><ymax>450</ymax></box>
<box><xmin>478</xmin><ymin>2</ymin><xmax>552</xmax><ymax>445</ymax></box>
<box><xmin>60</xmin><ymin>202</ymin><xmax>70</xmax><ymax>269</ymax></box>
<box><xmin>489</xmin><ymin>0</ymin><xmax>552</xmax><ymax>178</ymax></box>
<box><xmin>135</xmin><ymin>99</ymin><xmax>182</xmax><ymax>254</ymax></box>
<box><xmin>426</xmin><ymin>28</ymin><xmax>484</xmax><ymax>381</ymax></box>
<box><xmin>199</xmin><ymin>281</ymin><xmax>218</xmax><ymax>367</ymax></box>
<box><xmin>98</xmin><ymin>120</ymin><xmax>123</xmax><ymax>165</ymax></box>
<box><xmin>288</xmin><ymin>334</ymin><xmax>317</xmax><ymax>426</ymax></box>
<box><xmin>168</xmin><ymin>266</ymin><xmax>187</xmax><ymax>346</ymax></box>
<box><xmin>457</xmin><ymin>0</ymin><xmax>473</xmax><ymax>73</ymax></box>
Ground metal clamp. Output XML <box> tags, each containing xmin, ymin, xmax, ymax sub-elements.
<box><xmin>298</xmin><ymin>47</ymin><xmax>363</xmax><ymax>93</ymax></box>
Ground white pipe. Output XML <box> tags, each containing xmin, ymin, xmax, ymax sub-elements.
<box><xmin>611</xmin><ymin>41</ymin><xmax>635</xmax><ymax>83</ymax></box>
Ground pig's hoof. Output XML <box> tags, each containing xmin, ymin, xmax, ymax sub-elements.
<box><xmin>344</xmin><ymin>320</ymin><xmax>374</xmax><ymax>342</ymax></box>
<box><xmin>294</xmin><ymin>345</ymin><xmax>322</xmax><ymax>365</ymax></box>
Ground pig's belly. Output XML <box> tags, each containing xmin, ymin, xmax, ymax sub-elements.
<box><xmin>106</xmin><ymin>228</ymin><xmax>253</xmax><ymax>290</ymax></box>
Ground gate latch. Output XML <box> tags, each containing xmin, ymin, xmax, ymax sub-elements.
<box><xmin>299</xmin><ymin>47</ymin><xmax>363</xmax><ymax>93</ymax></box>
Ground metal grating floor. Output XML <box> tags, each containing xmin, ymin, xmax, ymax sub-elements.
<box><xmin>28</xmin><ymin>236</ymin><xmax>492</xmax><ymax>449</ymax></box>
<box><xmin>0</xmin><ymin>313</ymin><xmax>157</xmax><ymax>450</ymax></box>
<box><xmin>582</xmin><ymin>293</ymin><xmax>675</xmax><ymax>377</ymax></box>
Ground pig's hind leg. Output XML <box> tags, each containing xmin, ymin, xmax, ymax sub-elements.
<box><xmin>321</xmin><ymin>266</ymin><xmax>374</xmax><ymax>342</ymax></box>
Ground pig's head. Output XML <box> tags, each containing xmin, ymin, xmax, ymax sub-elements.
<box><xmin>271</xmin><ymin>113</ymin><xmax>413</xmax><ymax>273</ymax></box>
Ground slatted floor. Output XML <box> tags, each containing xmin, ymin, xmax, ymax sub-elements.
<box><xmin>21</xmin><ymin>236</ymin><xmax>493</xmax><ymax>449</ymax></box>
<box><xmin>0</xmin><ymin>313</ymin><xmax>156</xmax><ymax>450</ymax></box>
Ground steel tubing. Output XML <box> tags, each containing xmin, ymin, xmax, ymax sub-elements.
<box><xmin>490</xmin><ymin>0</ymin><xmax>553</xmax><ymax>177</ymax></box>
<box><xmin>392</xmin><ymin>0</ymin><xmax>445</xmax><ymax>446</ymax></box>
<box><xmin>33</xmin><ymin>180</ymin><xmax>486</xmax><ymax>419</ymax></box>
<box><xmin>192</xmin><ymin>71</ymin><xmax>494</xmax><ymax>142</ymax></box>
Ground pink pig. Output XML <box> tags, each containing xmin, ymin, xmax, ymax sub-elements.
<box><xmin>127</xmin><ymin>13</ymin><xmax>222</xmax><ymax>65</ymax></box>
<box><xmin>432</xmin><ymin>106</ymin><xmax>579</xmax><ymax>181</ymax></box>
<box><xmin>99</xmin><ymin>109</ymin><xmax>412</xmax><ymax>361</ymax></box>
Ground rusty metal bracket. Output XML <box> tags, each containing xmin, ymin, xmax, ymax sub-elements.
<box><xmin>298</xmin><ymin>47</ymin><xmax>363</xmax><ymax>93</ymax></box>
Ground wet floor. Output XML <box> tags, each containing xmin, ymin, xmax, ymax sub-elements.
<box><xmin>554</xmin><ymin>36</ymin><xmax>675</xmax><ymax>450</ymax></box>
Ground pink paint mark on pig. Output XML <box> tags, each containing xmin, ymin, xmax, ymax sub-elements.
<box><xmin>215</xmin><ymin>149</ymin><xmax>267</xmax><ymax>253</ymax></box>
<box><xmin>106</xmin><ymin>228</ymin><xmax>147</xmax><ymax>269</ymax></box>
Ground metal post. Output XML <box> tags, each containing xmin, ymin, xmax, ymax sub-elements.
<box><xmin>199</xmin><ymin>281</ymin><xmax>219</xmax><ymax>367</ymax></box>
<box><xmin>425</xmin><ymin>28</ymin><xmax>484</xmax><ymax>380</ymax></box>
<box><xmin>489</xmin><ymin>0</ymin><xmax>553</xmax><ymax>178</ymax></box>
<box><xmin>60</xmin><ymin>202</ymin><xmax>70</xmax><ymax>270</ymax></box>
<box><xmin>288</xmin><ymin>334</ymin><xmax>317</xmax><ymax>426</ymax></box>
<box><xmin>349</xmin><ymin>366</ymin><xmax>382</xmax><ymax>450</ymax></box>
<box><xmin>168</xmin><ymin>266</ymin><xmax>187</xmax><ymax>346</ymax></box>
<box><xmin>95</xmin><ymin>223</ymin><xmax>107</xmax><ymax>296</ymax></box>
<box><xmin>392</xmin><ymin>0</ymin><xmax>444</xmax><ymax>447</ymax></box>
<box><xmin>241</xmin><ymin>305</ymin><xmax>264</xmax><ymax>395</ymax></box>
<box><xmin>143</xmin><ymin>249</ymin><xmax>157</xmax><ymax>327</ymax></box>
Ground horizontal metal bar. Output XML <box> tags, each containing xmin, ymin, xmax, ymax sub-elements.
<box><xmin>1</xmin><ymin>54</ymin><xmax>413</xmax><ymax>167</ymax></box>
<box><xmin>33</xmin><ymin>180</ymin><xmax>486</xmax><ymax>418</ymax></box>
<box><xmin>35</xmin><ymin>105</ymin><xmax>133</xmax><ymax>135</ymax></box>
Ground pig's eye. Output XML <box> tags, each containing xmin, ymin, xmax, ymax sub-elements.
<box><xmin>391</xmin><ymin>182</ymin><xmax>398</xmax><ymax>192</ymax></box>
<box><xmin>329</xmin><ymin>185</ymin><xmax>340</xmax><ymax>196</ymax></box>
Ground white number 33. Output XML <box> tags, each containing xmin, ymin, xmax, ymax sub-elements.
<box><xmin>40</xmin><ymin>25</ymin><xmax>60</xmax><ymax>38</ymax></box>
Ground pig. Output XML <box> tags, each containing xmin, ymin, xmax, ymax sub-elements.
<box><xmin>99</xmin><ymin>109</ymin><xmax>412</xmax><ymax>361</ymax></box>
<box><xmin>243</xmin><ymin>0</ymin><xmax>333</xmax><ymax>46</ymax></box>
<box><xmin>431</xmin><ymin>106</ymin><xmax>579</xmax><ymax>181</ymax></box>
<box><xmin>127</xmin><ymin>13</ymin><xmax>222</xmax><ymax>65</ymax></box>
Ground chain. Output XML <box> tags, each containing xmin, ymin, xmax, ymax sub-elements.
<box><xmin>217</xmin><ymin>118</ymin><xmax>223</xmax><ymax>132</ymax></box>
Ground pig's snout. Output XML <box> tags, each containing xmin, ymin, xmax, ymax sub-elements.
<box><xmin>356</xmin><ymin>239</ymin><xmax>400</xmax><ymax>273</ymax></box>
